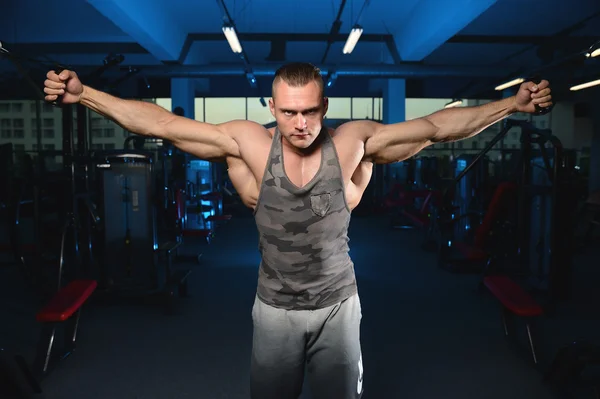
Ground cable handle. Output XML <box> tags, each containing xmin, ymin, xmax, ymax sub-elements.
<box><xmin>528</xmin><ymin>76</ymin><xmax>554</xmax><ymax>116</ymax></box>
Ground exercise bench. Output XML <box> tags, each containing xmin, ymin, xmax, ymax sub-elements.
<box><xmin>483</xmin><ymin>275</ymin><xmax>544</xmax><ymax>364</ymax></box>
<box><xmin>33</xmin><ymin>279</ymin><xmax>97</xmax><ymax>381</ymax></box>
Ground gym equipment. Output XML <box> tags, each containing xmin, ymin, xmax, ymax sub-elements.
<box><xmin>518</xmin><ymin>132</ymin><xmax>578</xmax><ymax>307</ymax></box>
<box><xmin>181</xmin><ymin>159</ymin><xmax>218</xmax><ymax>241</ymax></box>
<box><xmin>94</xmin><ymin>152</ymin><xmax>158</xmax><ymax>291</ymax></box>
<box><xmin>437</xmin><ymin>181</ymin><xmax>518</xmax><ymax>273</ymax></box>
<box><xmin>452</xmin><ymin>154</ymin><xmax>489</xmax><ymax>243</ymax></box>
<box><xmin>93</xmin><ymin>151</ymin><xmax>191</xmax><ymax>310</ymax></box>
<box><xmin>414</xmin><ymin>157</ymin><xmax>439</xmax><ymax>189</ymax></box>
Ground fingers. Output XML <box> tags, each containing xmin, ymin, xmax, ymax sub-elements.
<box><xmin>525</xmin><ymin>79</ymin><xmax>550</xmax><ymax>93</ymax></box>
<box><xmin>44</xmin><ymin>77</ymin><xmax>65</xmax><ymax>99</ymax></box>
<box><xmin>46</xmin><ymin>69</ymin><xmax>77</xmax><ymax>82</ymax></box>
<box><xmin>58</xmin><ymin>69</ymin><xmax>77</xmax><ymax>81</ymax></box>
<box><xmin>531</xmin><ymin>87</ymin><xmax>552</xmax><ymax>109</ymax></box>
<box><xmin>45</xmin><ymin>79</ymin><xmax>65</xmax><ymax>90</ymax></box>
<box><xmin>44</xmin><ymin>69</ymin><xmax>73</xmax><ymax>103</ymax></box>
<box><xmin>533</xmin><ymin>97</ymin><xmax>553</xmax><ymax>108</ymax></box>
<box><xmin>531</xmin><ymin>87</ymin><xmax>551</xmax><ymax>98</ymax></box>
<box><xmin>44</xmin><ymin>86</ymin><xmax>65</xmax><ymax>96</ymax></box>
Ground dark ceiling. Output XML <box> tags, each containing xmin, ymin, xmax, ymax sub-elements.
<box><xmin>0</xmin><ymin>0</ymin><xmax>599</xmax><ymax>102</ymax></box>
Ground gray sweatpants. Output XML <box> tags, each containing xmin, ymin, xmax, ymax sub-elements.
<box><xmin>250</xmin><ymin>293</ymin><xmax>364</xmax><ymax>399</ymax></box>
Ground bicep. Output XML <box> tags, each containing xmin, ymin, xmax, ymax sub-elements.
<box><xmin>362</xmin><ymin>118</ymin><xmax>438</xmax><ymax>163</ymax></box>
<box><xmin>162</xmin><ymin>117</ymin><xmax>248</xmax><ymax>161</ymax></box>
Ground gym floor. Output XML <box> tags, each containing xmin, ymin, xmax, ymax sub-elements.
<box><xmin>1</xmin><ymin>213</ymin><xmax>599</xmax><ymax>399</ymax></box>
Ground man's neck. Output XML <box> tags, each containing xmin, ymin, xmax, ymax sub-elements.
<box><xmin>281</xmin><ymin>128</ymin><xmax>325</xmax><ymax>157</ymax></box>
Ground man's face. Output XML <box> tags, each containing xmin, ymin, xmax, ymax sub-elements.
<box><xmin>269</xmin><ymin>80</ymin><xmax>328</xmax><ymax>151</ymax></box>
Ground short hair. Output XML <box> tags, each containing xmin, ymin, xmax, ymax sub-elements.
<box><xmin>272</xmin><ymin>62</ymin><xmax>324</xmax><ymax>99</ymax></box>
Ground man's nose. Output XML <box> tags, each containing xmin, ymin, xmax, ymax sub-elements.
<box><xmin>294</xmin><ymin>114</ymin><xmax>307</xmax><ymax>129</ymax></box>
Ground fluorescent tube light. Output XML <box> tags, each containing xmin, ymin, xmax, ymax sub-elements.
<box><xmin>570</xmin><ymin>78</ymin><xmax>600</xmax><ymax>91</ymax></box>
<box><xmin>444</xmin><ymin>100</ymin><xmax>463</xmax><ymax>108</ymax></box>
<box><xmin>343</xmin><ymin>26</ymin><xmax>363</xmax><ymax>54</ymax></box>
<box><xmin>495</xmin><ymin>78</ymin><xmax>525</xmax><ymax>91</ymax></box>
<box><xmin>222</xmin><ymin>25</ymin><xmax>242</xmax><ymax>54</ymax></box>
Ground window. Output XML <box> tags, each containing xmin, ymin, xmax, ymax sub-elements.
<box><xmin>43</xmin><ymin>118</ymin><xmax>54</xmax><ymax>127</ymax></box>
<box><xmin>92</xmin><ymin>129</ymin><xmax>103</xmax><ymax>138</ymax></box>
<box><xmin>247</xmin><ymin>98</ymin><xmax>274</xmax><ymax>125</ymax></box>
<box><xmin>13</xmin><ymin>119</ymin><xmax>24</xmax><ymax>128</ymax></box>
<box><xmin>457</xmin><ymin>142</ymin><xmax>463</xmax><ymax>149</ymax></box>
<box><xmin>0</xmin><ymin>103</ymin><xmax>10</xmax><ymax>112</ymax></box>
<box><xmin>104</xmin><ymin>143</ymin><xmax>115</xmax><ymax>150</ymax></box>
<box><xmin>204</xmin><ymin>98</ymin><xmax>246</xmax><ymax>124</ymax></box>
<box><xmin>43</xmin><ymin>129</ymin><xmax>54</xmax><ymax>139</ymax></box>
<box><xmin>1</xmin><ymin>130</ymin><xmax>10</xmax><ymax>138</ymax></box>
<box><xmin>374</xmin><ymin>98</ymin><xmax>382</xmax><ymax>120</ymax></box>
<box><xmin>91</xmin><ymin>144</ymin><xmax>103</xmax><ymax>150</ymax></box>
<box><xmin>155</xmin><ymin>98</ymin><xmax>172</xmax><ymax>111</ymax></box>
<box><xmin>44</xmin><ymin>144</ymin><xmax>55</xmax><ymax>150</ymax></box>
<box><xmin>472</xmin><ymin>142</ymin><xmax>478</xmax><ymax>149</ymax></box>
<box><xmin>13</xmin><ymin>130</ymin><xmax>24</xmax><ymax>139</ymax></box>
<box><xmin>104</xmin><ymin>128</ymin><xmax>115</xmax><ymax>138</ymax></box>
<box><xmin>13</xmin><ymin>144</ymin><xmax>25</xmax><ymax>152</ymax></box>
<box><xmin>194</xmin><ymin>98</ymin><xmax>204</xmax><ymax>122</ymax></box>
<box><xmin>351</xmin><ymin>98</ymin><xmax>373</xmax><ymax>120</ymax></box>
<box><xmin>1</xmin><ymin>119</ymin><xmax>10</xmax><ymax>128</ymax></box>
<box><xmin>325</xmin><ymin>98</ymin><xmax>351</xmax><ymax>119</ymax></box>
<box><xmin>12</xmin><ymin>103</ymin><xmax>23</xmax><ymax>113</ymax></box>
<box><xmin>43</xmin><ymin>103</ymin><xmax>54</xmax><ymax>113</ymax></box>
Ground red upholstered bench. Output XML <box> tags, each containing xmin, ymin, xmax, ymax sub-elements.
<box><xmin>33</xmin><ymin>279</ymin><xmax>97</xmax><ymax>380</ymax></box>
<box><xmin>483</xmin><ymin>275</ymin><xmax>543</xmax><ymax>364</ymax></box>
<box><xmin>36</xmin><ymin>280</ymin><xmax>97</xmax><ymax>322</ymax></box>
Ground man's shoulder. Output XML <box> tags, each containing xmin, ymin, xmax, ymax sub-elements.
<box><xmin>224</xmin><ymin>120</ymin><xmax>271</xmax><ymax>140</ymax></box>
<box><xmin>331</xmin><ymin>120</ymin><xmax>377</xmax><ymax>141</ymax></box>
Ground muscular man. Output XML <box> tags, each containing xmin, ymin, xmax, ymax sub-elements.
<box><xmin>44</xmin><ymin>63</ymin><xmax>552</xmax><ymax>399</ymax></box>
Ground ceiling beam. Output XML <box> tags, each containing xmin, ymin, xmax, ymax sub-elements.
<box><xmin>395</xmin><ymin>0</ymin><xmax>498</xmax><ymax>61</ymax></box>
<box><xmin>86</xmin><ymin>0</ymin><xmax>188</xmax><ymax>62</ymax></box>
<box><xmin>136</xmin><ymin>63</ymin><xmax>508</xmax><ymax>79</ymax></box>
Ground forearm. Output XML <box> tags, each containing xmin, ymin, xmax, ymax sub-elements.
<box><xmin>80</xmin><ymin>85</ymin><xmax>171</xmax><ymax>138</ymax></box>
<box><xmin>426</xmin><ymin>96</ymin><xmax>517</xmax><ymax>143</ymax></box>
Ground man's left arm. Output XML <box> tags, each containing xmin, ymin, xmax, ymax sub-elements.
<box><xmin>351</xmin><ymin>80</ymin><xmax>552</xmax><ymax>164</ymax></box>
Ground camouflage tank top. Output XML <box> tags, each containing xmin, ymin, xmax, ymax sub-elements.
<box><xmin>253</xmin><ymin>127</ymin><xmax>357</xmax><ymax>310</ymax></box>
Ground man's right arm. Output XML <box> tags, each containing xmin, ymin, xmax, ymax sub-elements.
<box><xmin>80</xmin><ymin>85</ymin><xmax>243</xmax><ymax>161</ymax></box>
<box><xmin>44</xmin><ymin>70</ymin><xmax>257</xmax><ymax>161</ymax></box>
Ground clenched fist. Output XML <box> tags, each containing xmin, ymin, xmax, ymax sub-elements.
<box><xmin>44</xmin><ymin>70</ymin><xmax>84</xmax><ymax>104</ymax></box>
<box><xmin>514</xmin><ymin>80</ymin><xmax>553</xmax><ymax>114</ymax></box>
